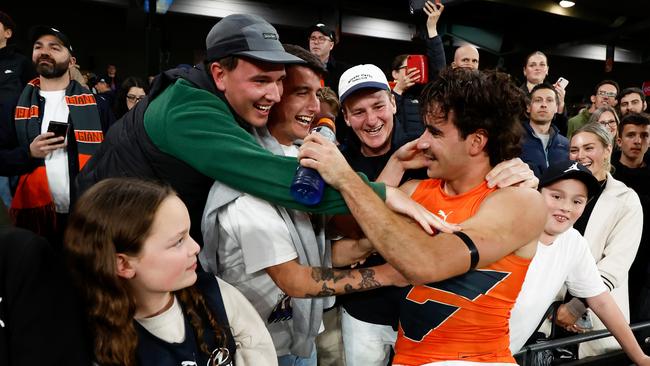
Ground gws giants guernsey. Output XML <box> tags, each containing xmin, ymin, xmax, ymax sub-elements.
<box><xmin>394</xmin><ymin>180</ymin><xmax>531</xmax><ymax>365</ymax></box>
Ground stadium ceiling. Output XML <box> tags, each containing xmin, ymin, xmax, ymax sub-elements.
<box><xmin>90</xmin><ymin>0</ymin><xmax>650</xmax><ymax>63</ymax></box>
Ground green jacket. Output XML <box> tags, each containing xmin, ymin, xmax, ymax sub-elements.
<box><xmin>567</xmin><ymin>108</ymin><xmax>592</xmax><ymax>139</ymax></box>
<box><xmin>144</xmin><ymin>78</ymin><xmax>385</xmax><ymax>214</ymax></box>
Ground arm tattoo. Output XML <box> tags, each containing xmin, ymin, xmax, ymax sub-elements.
<box><xmin>358</xmin><ymin>268</ymin><xmax>381</xmax><ymax>290</ymax></box>
<box><xmin>306</xmin><ymin>282</ymin><xmax>336</xmax><ymax>298</ymax></box>
<box><xmin>310</xmin><ymin>267</ymin><xmax>353</xmax><ymax>283</ymax></box>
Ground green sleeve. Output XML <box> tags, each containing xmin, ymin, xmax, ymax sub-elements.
<box><xmin>144</xmin><ymin>79</ymin><xmax>386</xmax><ymax>214</ymax></box>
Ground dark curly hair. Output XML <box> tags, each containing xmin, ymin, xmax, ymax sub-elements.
<box><xmin>419</xmin><ymin>67</ymin><xmax>527</xmax><ymax>166</ymax></box>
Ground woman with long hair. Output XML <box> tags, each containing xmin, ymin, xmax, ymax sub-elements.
<box><xmin>559</xmin><ymin>122</ymin><xmax>643</xmax><ymax>358</ymax></box>
<box><xmin>64</xmin><ymin>178</ymin><xmax>276</xmax><ymax>366</ymax></box>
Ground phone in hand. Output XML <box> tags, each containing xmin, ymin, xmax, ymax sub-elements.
<box><xmin>407</xmin><ymin>55</ymin><xmax>429</xmax><ymax>84</ymax></box>
<box><xmin>47</xmin><ymin>121</ymin><xmax>70</xmax><ymax>139</ymax></box>
<box><xmin>556</xmin><ymin>77</ymin><xmax>569</xmax><ymax>89</ymax></box>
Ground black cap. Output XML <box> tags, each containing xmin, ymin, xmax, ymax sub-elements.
<box><xmin>205</xmin><ymin>14</ymin><xmax>303</xmax><ymax>64</ymax></box>
<box><xmin>539</xmin><ymin>160</ymin><xmax>600</xmax><ymax>199</ymax></box>
<box><xmin>30</xmin><ymin>26</ymin><xmax>73</xmax><ymax>54</ymax></box>
<box><xmin>96</xmin><ymin>76</ymin><xmax>109</xmax><ymax>84</ymax></box>
<box><xmin>308</xmin><ymin>23</ymin><xmax>336</xmax><ymax>43</ymax></box>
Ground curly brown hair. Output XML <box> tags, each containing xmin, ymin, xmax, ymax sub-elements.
<box><xmin>419</xmin><ymin>67</ymin><xmax>527</xmax><ymax>166</ymax></box>
<box><xmin>64</xmin><ymin>178</ymin><xmax>228</xmax><ymax>366</ymax></box>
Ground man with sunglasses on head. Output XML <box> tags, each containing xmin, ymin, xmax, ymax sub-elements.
<box><xmin>568</xmin><ymin>80</ymin><xmax>619</xmax><ymax>138</ymax></box>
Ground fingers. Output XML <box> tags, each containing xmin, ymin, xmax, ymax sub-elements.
<box><xmin>30</xmin><ymin>133</ymin><xmax>66</xmax><ymax>158</ymax></box>
<box><xmin>486</xmin><ymin>158</ymin><xmax>537</xmax><ymax>189</ymax></box>
<box><xmin>424</xmin><ymin>1</ymin><xmax>444</xmax><ymax>14</ymax></box>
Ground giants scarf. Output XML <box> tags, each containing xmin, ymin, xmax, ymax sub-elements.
<box><xmin>10</xmin><ymin>78</ymin><xmax>103</xmax><ymax>236</ymax></box>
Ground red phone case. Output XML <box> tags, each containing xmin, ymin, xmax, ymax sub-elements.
<box><xmin>407</xmin><ymin>55</ymin><xmax>429</xmax><ymax>84</ymax></box>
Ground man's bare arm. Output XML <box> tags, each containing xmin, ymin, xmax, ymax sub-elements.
<box><xmin>334</xmin><ymin>175</ymin><xmax>545</xmax><ymax>284</ymax></box>
<box><xmin>265</xmin><ymin>260</ymin><xmax>407</xmax><ymax>298</ymax></box>
<box><xmin>331</xmin><ymin>238</ymin><xmax>374</xmax><ymax>267</ymax></box>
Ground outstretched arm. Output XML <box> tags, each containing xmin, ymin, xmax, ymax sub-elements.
<box><xmin>587</xmin><ymin>292</ymin><xmax>650</xmax><ymax>365</ymax></box>
<box><xmin>265</xmin><ymin>260</ymin><xmax>407</xmax><ymax>298</ymax></box>
<box><xmin>299</xmin><ymin>133</ymin><xmax>545</xmax><ymax>285</ymax></box>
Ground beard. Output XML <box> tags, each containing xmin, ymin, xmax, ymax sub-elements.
<box><xmin>34</xmin><ymin>56</ymin><xmax>69</xmax><ymax>79</ymax></box>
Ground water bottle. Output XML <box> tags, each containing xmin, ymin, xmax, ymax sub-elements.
<box><xmin>290</xmin><ymin>114</ymin><xmax>337</xmax><ymax>205</ymax></box>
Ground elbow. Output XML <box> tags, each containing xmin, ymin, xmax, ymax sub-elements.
<box><xmin>406</xmin><ymin>267</ymin><xmax>439</xmax><ymax>286</ymax></box>
<box><xmin>274</xmin><ymin>279</ymin><xmax>303</xmax><ymax>298</ymax></box>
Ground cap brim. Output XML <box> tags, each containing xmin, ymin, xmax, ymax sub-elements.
<box><xmin>541</xmin><ymin>171</ymin><xmax>601</xmax><ymax>199</ymax></box>
<box><xmin>30</xmin><ymin>25</ymin><xmax>72</xmax><ymax>52</ymax></box>
<box><xmin>235</xmin><ymin>50</ymin><xmax>305</xmax><ymax>64</ymax></box>
<box><xmin>340</xmin><ymin>81</ymin><xmax>389</xmax><ymax>104</ymax></box>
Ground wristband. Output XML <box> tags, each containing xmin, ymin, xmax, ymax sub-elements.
<box><xmin>453</xmin><ymin>231</ymin><xmax>479</xmax><ymax>270</ymax></box>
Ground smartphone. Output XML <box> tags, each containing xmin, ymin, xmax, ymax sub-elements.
<box><xmin>409</xmin><ymin>0</ymin><xmax>426</xmax><ymax>13</ymax></box>
<box><xmin>407</xmin><ymin>55</ymin><xmax>429</xmax><ymax>84</ymax></box>
<box><xmin>557</xmin><ymin>77</ymin><xmax>569</xmax><ymax>89</ymax></box>
<box><xmin>47</xmin><ymin>121</ymin><xmax>70</xmax><ymax>139</ymax></box>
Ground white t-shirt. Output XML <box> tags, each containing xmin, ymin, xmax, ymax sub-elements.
<box><xmin>509</xmin><ymin>228</ymin><xmax>607</xmax><ymax>352</ymax></box>
<box><xmin>217</xmin><ymin>194</ymin><xmax>298</xmax><ymax>356</ymax></box>
<box><xmin>136</xmin><ymin>277</ymin><xmax>277</xmax><ymax>365</ymax></box>
<box><xmin>39</xmin><ymin>90</ymin><xmax>70</xmax><ymax>213</ymax></box>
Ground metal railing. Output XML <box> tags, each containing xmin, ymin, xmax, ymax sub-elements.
<box><xmin>514</xmin><ymin>320</ymin><xmax>650</xmax><ymax>366</ymax></box>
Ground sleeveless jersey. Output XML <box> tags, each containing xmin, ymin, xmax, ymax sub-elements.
<box><xmin>393</xmin><ymin>179</ymin><xmax>531</xmax><ymax>365</ymax></box>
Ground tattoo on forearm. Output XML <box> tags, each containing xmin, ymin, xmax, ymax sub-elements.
<box><xmin>359</xmin><ymin>268</ymin><xmax>381</xmax><ymax>290</ymax></box>
<box><xmin>310</xmin><ymin>267</ymin><xmax>353</xmax><ymax>283</ymax></box>
<box><xmin>306</xmin><ymin>282</ymin><xmax>336</xmax><ymax>298</ymax></box>
<box><xmin>344</xmin><ymin>284</ymin><xmax>354</xmax><ymax>293</ymax></box>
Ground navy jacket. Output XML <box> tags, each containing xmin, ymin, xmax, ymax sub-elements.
<box><xmin>520</xmin><ymin>121</ymin><xmax>569</xmax><ymax>178</ymax></box>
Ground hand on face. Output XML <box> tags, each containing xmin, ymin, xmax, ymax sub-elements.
<box><xmin>393</xmin><ymin>138</ymin><xmax>429</xmax><ymax>171</ymax></box>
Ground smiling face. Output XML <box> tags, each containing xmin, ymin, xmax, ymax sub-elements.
<box><xmin>32</xmin><ymin>34</ymin><xmax>73</xmax><ymax>79</ymax></box>
<box><xmin>343</xmin><ymin>89</ymin><xmax>396</xmax><ymax>156</ymax></box>
<box><xmin>268</xmin><ymin>65</ymin><xmax>321</xmax><ymax>145</ymax></box>
<box><xmin>122</xmin><ymin>195</ymin><xmax>200</xmax><ymax>300</ymax></box>
<box><xmin>523</xmin><ymin>53</ymin><xmax>548</xmax><ymax>85</ymax></box>
<box><xmin>417</xmin><ymin>106</ymin><xmax>472</xmax><ymax>181</ymax></box>
<box><xmin>212</xmin><ymin>57</ymin><xmax>286</xmax><ymax>128</ymax></box>
<box><xmin>540</xmin><ymin>179</ymin><xmax>588</xmax><ymax>244</ymax></box>
<box><xmin>569</xmin><ymin>131</ymin><xmax>612</xmax><ymax>181</ymax></box>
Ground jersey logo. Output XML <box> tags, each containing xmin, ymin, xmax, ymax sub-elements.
<box><xmin>401</xmin><ymin>269</ymin><xmax>509</xmax><ymax>342</ymax></box>
<box><xmin>437</xmin><ymin>209</ymin><xmax>453</xmax><ymax>222</ymax></box>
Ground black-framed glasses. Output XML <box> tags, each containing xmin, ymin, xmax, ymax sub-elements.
<box><xmin>309</xmin><ymin>35</ymin><xmax>331</xmax><ymax>43</ymax></box>
<box><xmin>599</xmin><ymin>119</ymin><xmax>617</xmax><ymax>127</ymax></box>
<box><xmin>597</xmin><ymin>90</ymin><xmax>617</xmax><ymax>98</ymax></box>
<box><xmin>126</xmin><ymin>94</ymin><xmax>145</xmax><ymax>103</ymax></box>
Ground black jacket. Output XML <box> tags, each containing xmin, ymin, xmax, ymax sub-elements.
<box><xmin>76</xmin><ymin>65</ymin><xmax>216</xmax><ymax>246</ymax></box>
<box><xmin>392</xmin><ymin>35</ymin><xmax>447</xmax><ymax>144</ymax></box>
<box><xmin>0</xmin><ymin>226</ymin><xmax>92</xmax><ymax>366</ymax></box>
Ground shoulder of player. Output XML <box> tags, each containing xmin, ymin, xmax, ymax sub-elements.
<box><xmin>399</xmin><ymin>179</ymin><xmax>423</xmax><ymax>196</ymax></box>
<box><xmin>476</xmin><ymin>187</ymin><xmax>546</xmax><ymax>232</ymax></box>
<box><xmin>482</xmin><ymin>186</ymin><xmax>544</xmax><ymax>212</ymax></box>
